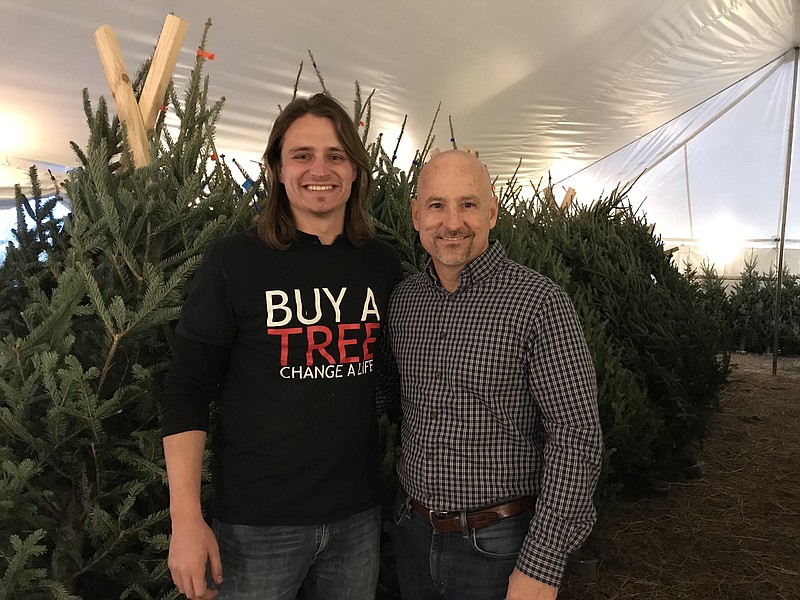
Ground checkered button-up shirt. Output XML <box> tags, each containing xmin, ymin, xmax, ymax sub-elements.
<box><xmin>386</xmin><ymin>241</ymin><xmax>602</xmax><ymax>587</ymax></box>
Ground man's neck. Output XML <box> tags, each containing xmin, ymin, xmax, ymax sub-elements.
<box><xmin>296</xmin><ymin>216</ymin><xmax>345</xmax><ymax>245</ymax></box>
<box><xmin>434</xmin><ymin>265</ymin><xmax>464</xmax><ymax>293</ymax></box>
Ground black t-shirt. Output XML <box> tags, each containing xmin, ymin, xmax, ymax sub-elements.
<box><xmin>162</xmin><ymin>229</ymin><xmax>402</xmax><ymax>525</ymax></box>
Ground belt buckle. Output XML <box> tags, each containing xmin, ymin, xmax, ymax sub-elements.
<box><xmin>428</xmin><ymin>509</ymin><xmax>449</xmax><ymax>526</ymax></box>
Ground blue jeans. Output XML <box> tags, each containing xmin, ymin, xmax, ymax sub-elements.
<box><xmin>391</xmin><ymin>493</ymin><xmax>531</xmax><ymax>600</ymax></box>
<box><xmin>211</xmin><ymin>506</ymin><xmax>381</xmax><ymax>600</ymax></box>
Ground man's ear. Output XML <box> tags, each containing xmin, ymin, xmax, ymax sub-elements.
<box><xmin>411</xmin><ymin>197</ymin><xmax>420</xmax><ymax>232</ymax></box>
<box><xmin>489</xmin><ymin>195</ymin><xmax>499</xmax><ymax>229</ymax></box>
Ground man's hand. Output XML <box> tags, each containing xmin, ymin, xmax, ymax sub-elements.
<box><xmin>168</xmin><ymin>516</ymin><xmax>223</xmax><ymax>600</ymax></box>
<box><xmin>506</xmin><ymin>568</ymin><xmax>558</xmax><ymax>599</ymax></box>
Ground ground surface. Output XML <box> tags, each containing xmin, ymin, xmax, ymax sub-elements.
<box><xmin>561</xmin><ymin>353</ymin><xmax>800</xmax><ymax>599</ymax></box>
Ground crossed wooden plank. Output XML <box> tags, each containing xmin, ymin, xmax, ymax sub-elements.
<box><xmin>94</xmin><ymin>15</ymin><xmax>188</xmax><ymax>169</ymax></box>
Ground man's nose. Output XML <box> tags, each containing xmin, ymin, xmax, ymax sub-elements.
<box><xmin>443</xmin><ymin>206</ymin><xmax>463</xmax><ymax>229</ymax></box>
<box><xmin>309</xmin><ymin>156</ymin><xmax>327</xmax><ymax>177</ymax></box>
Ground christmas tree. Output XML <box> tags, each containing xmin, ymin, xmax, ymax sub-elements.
<box><xmin>0</xmin><ymin>168</ymin><xmax>66</xmax><ymax>341</ymax></box>
<box><xmin>0</xmin><ymin>20</ymin><xmax>258</xmax><ymax>599</ymax></box>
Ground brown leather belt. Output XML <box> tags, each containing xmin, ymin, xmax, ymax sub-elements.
<box><xmin>409</xmin><ymin>496</ymin><xmax>535</xmax><ymax>533</ymax></box>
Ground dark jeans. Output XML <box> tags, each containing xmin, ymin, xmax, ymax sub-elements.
<box><xmin>211</xmin><ymin>506</ymin><xmax>380</xmax><ymax>600</ymax></box>
<box><xmin>391</xmin><ymin>493</ymin><xmax>531</xmax><ymax>600</ymax></box>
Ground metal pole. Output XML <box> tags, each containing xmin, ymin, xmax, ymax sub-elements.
<box><xmin>683</xmin><ymin>145</ymin><xmax>694</xmax><ymax>241</ymax></box>
<box><xmin>773</xmin><ymin>47</ymin><xmax>799</xmax><ymax>376</ymax></box>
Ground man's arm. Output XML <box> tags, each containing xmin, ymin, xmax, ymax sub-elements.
<box><xmin>160</xmin><ymin>246</ymin><xmax>235</xmax><ymax>599</ymax></box>
<box><xmin>375</xmin><ymin>320</ymin><xmax>401</xmax><ymax>420</ymax></box>
<box><xmin>161</xmin><ymin>336</ymin><xmax>230</xmax><ymax>600</ymax></box>
<box><xmin>517</xmin><ymin>286</ymin><xmax>603</xmax><ymax>589</ymax></box>
<box><xmin>164</xmin><ymin>430</ymin><xmax>222</xmax><ymax>600</ymax></box>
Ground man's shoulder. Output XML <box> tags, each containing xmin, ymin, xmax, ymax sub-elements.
<box><xmin>206</xmin><ymin>228</ymin><xmax>262</xmax><ymax>256</ymax></box>
<box><xmin>361</xmin><ymin>237</ymin><xmax>401</xmax><ymax>262</ymax></box>
<box><xmin>352</xmin><ymin>239</ymin><xmax>402</xmax><ymax>287</ymax></box>
<box><xmin>192</xmin><ymin>229</ymin><xmax>269</xmax><ymax>282</ymax></box>
<box><xmin>387</xmin><ymin>273</ymin><xmax>427</xmax><ymax>321</ymax></box>
<box><xmin>495</xmin><ymin>255</ymin><xmax>561</xmax><ymax>294</ymax></box>
<box><xmin>393</xmin><ymin>270</ymin><xmax>427</xmax><ymax>294</ymax></box>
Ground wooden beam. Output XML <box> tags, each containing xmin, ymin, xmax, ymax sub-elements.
<box><xmin>560</xmin><ymin>187</ymin><xmax>576</xmax><ymax>211</ymax></box>
<box><xmin>94</xmin><ymin>24</ymin><xmax>151</xmax><ymax>168</ymax></box>
<box><xmin>139</xmin><ymin>15</ymin><xmax>188</xmax><ymax>135</ymax></box>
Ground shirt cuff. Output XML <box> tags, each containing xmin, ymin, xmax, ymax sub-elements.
<box><xmin>515</xmin><ymin>538</ymin><xmax>568</xmax><ymax>589</ymax></box>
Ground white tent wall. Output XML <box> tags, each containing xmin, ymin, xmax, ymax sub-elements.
<box><xmin>2</xmin><ymin>0</ymin><xmax>800</xmax><ymax>270</ymax></box>
<box><xmin>557</xmin><ymin>52</ymin><xmax>800</xmax><ymax>282</ymax></box>
<box><xmin>0</xmin><ymin>156</ymin><xmax>66</xmax><ymax>204</ymax></box>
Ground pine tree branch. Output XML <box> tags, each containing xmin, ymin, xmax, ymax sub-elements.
<box><xmin>91</xmin><ymin>442</ymin><xmax>102</xmax><ymax>499</ymax></box>
<box><xmin>97</xmin><ymin>332</ymin><xmax>123</xmax><ymax>398</ymax></box>
<box><xmin>37</xmin><ymin>425</ymin><xmax>109</xmax><ymax>485</ymax></box>
<box><xmin>13</xmin><ymin>338</ymin><xmax>25</xmax><ymax>381</ymax></box>
<box><xmin>24</xmin><ymin>482</ymin><xmax>65</xmax><ymax>522</ymax></box>
<box><xmin>67</xmin><ymin>510</ymin><xmax>169</xmax><ymax>583</ymax></box>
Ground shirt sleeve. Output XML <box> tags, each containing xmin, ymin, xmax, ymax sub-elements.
<box><xmin>160</xmin><ymin>246</ymin><xmax>235</xmax><ymax>437</ymax></box>
<box><xmin>161</xmin><ymin>335</ymin><xmax>230</xmax><ymax>436</ymax></box>
<box><xmin>374</xmin><ymin>248</ymin><xmax>404</xmax><ymax>420</ymax></box>
<box><xmin>174</xmin><ymin>247</ymin><xmax>238</xmax><ymax>347</ymax></box>
<box><xmin>375</xmin><ymin>319</ymin><xmax>401</xmax><ymax>421</ymax></box>
<box><xmin>516</xmin><ymin>286</ymin><xmax>603</xmax><ymax>587</ymax></box>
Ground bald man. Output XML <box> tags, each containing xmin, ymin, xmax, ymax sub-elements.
<box><xmin>385</xmin><ymin>150</ymin><xmax>603</xmax><ymax>599</ymax></box>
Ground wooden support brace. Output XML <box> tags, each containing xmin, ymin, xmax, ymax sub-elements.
<box><xmin>541</xmin><ymin>186</ymin><xmax>557</xmax><ymax>209</ymax></box>
<box><xmin>94</xmin><ymin>24</ymin><xmax>151</xmax><ymax>168</ymax></box>
<box><xmin>94</xmin><ymin>14</ymin><xmax>188</xmax><ymax>169</ymax></box>
<box><xmin>560</xmin><ymin>187</ymin><xmax>576</xmax><ymax>212</ymax></box>
<box><xmin>139</xmin><ymin>14</ymin><xmax>188</xmax><ymax>135</ymax></box>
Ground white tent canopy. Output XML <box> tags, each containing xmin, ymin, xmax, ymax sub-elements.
<box><xmin>558</xmin><ymin>51</ymin><xmax>800</xmax><ymax>278</ymax></box>
<box><xmin>1</xmin><ymin>0</ymin><xmax>799</xmax><ymax>275</ymax></box>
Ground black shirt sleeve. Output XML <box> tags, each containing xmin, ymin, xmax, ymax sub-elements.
<box><xmin>161</xmin><ymin>241</ymin><xmax>235</xmax><ymax>437</ymax></box>
<box><xmin>161</xmin><ymin>334</ymin><xmax>230</xmax><ymax>436</ymax></box>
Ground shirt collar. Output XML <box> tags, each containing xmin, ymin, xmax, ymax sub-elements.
<box><xmin>294</xmin><ymin>230</ymin><xmax>347</xmax><ymax>246</ymax></box>
<box><xmin>425</xmin><ymin>240</ymin><xmax>505</xmax><ymax>292</ymax></box>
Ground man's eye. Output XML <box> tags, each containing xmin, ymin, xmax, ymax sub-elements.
<box><xmin>329</xmin><ymin>155</ymin><xmax>346</xmax><ymax>162</ymax></box>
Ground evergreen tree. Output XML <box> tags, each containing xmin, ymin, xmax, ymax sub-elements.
<box><xmin>729</xmin><ymin>257</ymin><xmax>772</xmax><ymax>353</ymax></box>
<box><xmin>0</xmin><ymin>22</ymin><xmax>259</xmax><ymax>599</ymax></box>
<box><xmin>690</xmin><ymin>261</ymin><xmax>734</xmax><ymax>352</ymax></box>
<box><xmin>728</xmin><ymin>258</ymin><xmax>800</xmax><ymax>354</ymax></box>
<box><xmin>0</xmin><ymin>169</ymin><xmax>66</xmax><ymax>340</ymax></box>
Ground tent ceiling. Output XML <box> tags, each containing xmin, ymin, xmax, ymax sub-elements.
<box><xmin>1</xmin><ymin>0</ymin><xmax>798</xmax><ymax>214</ymax></box>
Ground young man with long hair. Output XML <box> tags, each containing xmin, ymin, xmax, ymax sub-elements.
<box><xmin>162</xmin><ymin>93</ymin><xmax>401</xmax><ymax>600</ymax></box>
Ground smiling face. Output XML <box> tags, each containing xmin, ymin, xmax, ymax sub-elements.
<box><xmin>278</xmin><ymin>114</ymin><xmax>356</xmax><ymax>235</ymax></box>
<box><xmin>412</xmin><ymin>150</ymin><xmax>498</xmax><ymax>289</ymax></box>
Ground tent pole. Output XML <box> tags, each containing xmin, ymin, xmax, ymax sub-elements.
<box><xmin>683</xmin><ymin>145</ymin><xmax>694</xmax><ymax>241</ymax></box>
<box><xmin>773</xmin><ymin>47</ymin><xmax>799</xmax><ymax>376</ymax></box>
